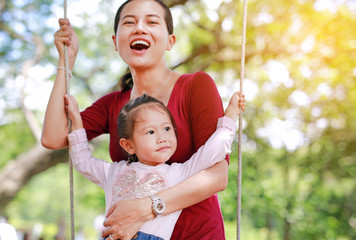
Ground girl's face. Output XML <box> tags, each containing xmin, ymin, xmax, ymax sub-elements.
<box><xmin>112</xmin><ymin>0</ymin><xmax>175</xmax><ymax>69</ymax></box>
<box><xmin>121</xmin><ymin>106</ymin><xmax>177</xmax><ymax>166</ymax></box>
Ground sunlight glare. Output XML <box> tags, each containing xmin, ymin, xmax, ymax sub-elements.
<box><xmin>289</xmin><ymin>90</ymin><xmax>311</xmax><ymax>106</ymax></box>
<box><xmin>257</xmin><ymin>118</ymin><xmax>305</xmax><ymax>152</ymax></box>
<box><xmin>203</xmin><ymin>0</ymin><xmax>224</xmax><ymax>10</ymax></box>
<box><xmin>206</xmin><ymin>9</ymin><xmax>219</xmax><ymax>23</ymax></box>
<box><xmin>301</xmin><ymin>36</ymin><xmax>315</xmax><ymax>53</ymax></box>
<box><xmin>317</xmin><ymin>83</ymin><xmax>332</xmax><ymax>96</ymax></box>
<box><xmin>24</xmin><ymin>65</ymin><xmax>56</xmax><ymax>111</ymax></box>
<box><xmin>0</xmin><ymin>99</ymin><xmax>5</xmax><ymax>124</ymax></box>
<box><xmin>253</xmin><ymin>12</ymin><xmax>274</xmax><ymax>26</ymax></box>
<box><xmin>222</xmin><ymin>18</ymin><xmax>233</xmax><ymax>32</ymax></box>
<box><xmin>316</xmin><ymin>118</ymin><xmax>328</xmax><ymax>129</ymax></box>
<box><xmin>300</xmin><ymin>65</ymin><xmax>312</xmax><ymax>78</ymax></box>
<box><xmin>314</xmin><ymin>0</ymin><xmax>338</xmax><ymax>13</ymax></box>
<box><xmin>311</xmin><ymin>107</ymin><xmax>322</xmax><ymax>118</ymax></box>
<box><xmin>266</xmin><ymin>60</ymin><xmax>294</xmax><ymax>88</ymax></box>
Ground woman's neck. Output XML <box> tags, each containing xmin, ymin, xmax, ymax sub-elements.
<box><xmin>131</xmin><ymin>67</ymin><xmax>172</xmax><ymax>99</ymax></box>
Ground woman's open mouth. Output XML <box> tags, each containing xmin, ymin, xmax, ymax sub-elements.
<box><xmin>130</xmin><ymin>40</ymin><xmax>150</xmax><ymax>51</ymax></box>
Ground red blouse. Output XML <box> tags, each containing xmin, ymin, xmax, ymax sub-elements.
<box><xmin>81</xmin><ymin>71</ymin><xmax>227</xmax><ymax>239</ymax></box>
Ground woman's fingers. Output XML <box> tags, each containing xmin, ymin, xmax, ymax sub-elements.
<box><xmin>58</xmin><ymin>18</ymin><xmax>70</xmax><ymax>27</ymax></box>
<box><xmin>54</xmin><ymin>18</ymin><xmax>79</xmax><ymax>60</ymax></box>
<box><xmin>101</xmin><ymin>200</ymin><xmax>145</xmax><ymax>240</ymax></box>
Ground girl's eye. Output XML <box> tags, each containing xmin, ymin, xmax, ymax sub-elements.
<box><xmin>146</xmin><ymin>130</ymin><xmax>155</xmax><ymax>135</ymax></box>
<box><xmin>164</xmin><ymin>127</ymin><xmax>171</xmax><ymax>132</ymax></box>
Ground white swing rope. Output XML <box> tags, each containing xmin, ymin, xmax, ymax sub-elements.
<box><xmin>237</xmin><ymin>0</ymin><xmax>248</xmax><ymax>239</ymax></box>
<box><xmin>63</xmin><ymin>1</ymin><xmax>75</xmax><ymax>240</ymax></box>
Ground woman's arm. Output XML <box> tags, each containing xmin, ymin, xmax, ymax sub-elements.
<box><xmin>102</xmin><ymin>162</ymin><xmax>228</xmax><ymax>239</ymax></box>
<box><xmin>41</xmin><ymin>18</ymin><xmax>78</xmax><ymax>149</ymax></box>
<box><xmin>162</xmin><ymin>160</ymin><xmax>229</xmax><ymax>211</ymax></box>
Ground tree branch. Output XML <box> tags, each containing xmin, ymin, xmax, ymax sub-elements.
<box><xmin>0</xmin><ymin>144</ymin><xmax>68</xmax><ymax>213</ymax></box>
<box><xmin>166</xmin><ymin>0</ymin><xmax>189</xmax><ymax>8</ymax></box>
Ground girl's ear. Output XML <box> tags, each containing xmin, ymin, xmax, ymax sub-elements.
<box><xmin>119</xmin><ymin>138</ymin><xmax>135</xmax><ymax>154</ymax></box>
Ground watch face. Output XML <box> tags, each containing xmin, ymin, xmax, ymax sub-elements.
<box><xmin>150</xmin><ymin>195</ymin><xmax>166</xmax><ymax>216</ymax></box>
<box><xmin>157</xmin><ymin>202</ymin><xmax>164</xmax><ymax>212</ymax></box>
<box><xmin>155</xmin><ymin>200</ymin><xmax>165</xmax><ymax>214</ymax></box>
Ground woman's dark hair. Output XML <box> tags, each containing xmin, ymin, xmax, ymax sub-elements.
<box><xmin>114</xmin><ymin>0</ymin><xmax>174</xmax><ymax>35</ymax></box>
<box><xmin>114</xmin><ymin>0</ymin><xmax>174</xmax><ymax>91</ymax></box>
<box><xmin>119</xmin><ymin>72</ymin><xmax>134</xmax><ymax>91</ymax></box>
<box><xmin>118</xmin><ymin>94</ymin><xmax>177</xmax><ymax>163</ymax></box>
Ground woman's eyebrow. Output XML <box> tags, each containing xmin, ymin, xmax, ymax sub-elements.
<box><xmin>122</xmin><ymin>13</ymin><xmax>161</xmax><ymax>20</ymax></box>
<box><xmin>146</xmin><ymin>14</ymin><xmax>161</xmax><ymax>18</ymax></box>
<box><xmin>121</xmin><ymin>15</ymin><xmax>135</xmax><ymax>21</ymax></box>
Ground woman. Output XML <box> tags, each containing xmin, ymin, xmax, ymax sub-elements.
<box><xmin>42</xmin><ymin>0</ymin><xmax>232</xmax><ymax>239</ymax></box>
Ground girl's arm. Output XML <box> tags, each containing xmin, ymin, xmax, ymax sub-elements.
<box><xmin>66</xmin><ymin>94</ymin><xmax>111</xmax><ymax>188</ymax></box>
<box><xmin>41</xmin><ymin>18</ymin><xmax>79</xmax><ymax>149</ymax></box>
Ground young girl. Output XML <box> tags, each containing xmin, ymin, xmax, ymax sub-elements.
<box><xmin>66</xmin><ymin>92</ymin><xmax>244</xmax><ymax>240</ymax></box>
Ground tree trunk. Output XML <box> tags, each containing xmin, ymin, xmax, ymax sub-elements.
<box><xmin>0</xmin><ymin>144</ymin><xmax>68</xmax><ymax>213</ymax></box>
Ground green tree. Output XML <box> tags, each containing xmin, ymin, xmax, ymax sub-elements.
<box><xmin>1</xmin><ymin>0</ymin><xmax>355</xmax><ymax>239</ymax></box>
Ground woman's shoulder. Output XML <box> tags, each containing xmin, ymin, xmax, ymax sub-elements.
<box><xmin>98</xmin><ymin>89</ymin><xmax>130</xmax><ymax>101</ymax></box>
<box><xmin>178</xmin><ymin>71</ymin><xmax>212</xmax><ymax>82</ymax></box>
<box><xmin>92</xmin><ymin>89</ymin><xmax>130</xmax><ymax>106</ymax></box>
<box><xmin>177</xmin><ymin>71</ymin><xmax>218</xmax><ymax>92</ymax></box>
<box><xmin>176</xmin><ymin>71</ymin><xmax>215</xmax><ymax>89</ymax></box>
<box><xmin>82</xmin><ymin>89</ymin><xmax>130</xmax><ymax>119</ymax></box>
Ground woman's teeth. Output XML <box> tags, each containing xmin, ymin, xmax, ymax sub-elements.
<box><xmin>131</xmin><ymin>40</ymin><xmax>150</xmax><ymax>50</ymax></box>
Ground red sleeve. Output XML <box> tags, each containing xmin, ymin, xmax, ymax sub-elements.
<box><xmin>187</xmin><ymin>72</ymin><xmax>229</xmax><ymax>162</ymax></box>
<box><xmin>80</xmin><ymin>90</ymin><xmax>130</xmax><ymax>162</ymax></box>
<box><xmin>187</xmin><ymin>72</ymin><xmax>223</xmax><ymax>147</ymax></box>
<box><xmin>80</xmin><ymin>92</ymin><xmax>114</xmax><ymax>140</ymax></box>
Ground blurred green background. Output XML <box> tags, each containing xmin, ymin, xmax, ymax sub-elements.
<box><xmin>1</xmin><ymin>0</ymin><xmax>355</xmax><ymax>239</ymax></box>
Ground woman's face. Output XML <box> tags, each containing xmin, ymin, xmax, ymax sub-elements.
<box><xmin>113</xmin><ymin>0</ymin><xmax>175</xmax><ymax>69</ymax></box>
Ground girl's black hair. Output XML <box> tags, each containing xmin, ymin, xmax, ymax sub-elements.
<box><xmin>114</xmin><ymin>0</ymin><xmax>174</xmax><ymax>91</ymax></box>
<box><xmin>117</xmin><ymin>94</ymin><xmax>177</xmax><ymax>163</ymax></box>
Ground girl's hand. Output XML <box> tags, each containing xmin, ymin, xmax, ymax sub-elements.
<box><xmin>54</xmin><ymin>18</ymin><xmax>79</xmax><ymax>69</ymax></box>
<box><xmin>224</xmin><ymin>91</ymin><xmax>246</xmax><ymax>121</ymax></box>
<box><xmin>64</xmin><ymin>94</ymin><xmax>83</xmax><ymax>130</ymax></box>
<box><xmin>102</xmin><ymin>198</ymin><xmax>155</xmax><ymax>240</ymax></box>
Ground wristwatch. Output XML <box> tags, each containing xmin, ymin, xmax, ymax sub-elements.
<box><xmin>149</xmin><ymin>195</ymin><xmax>166</xmax><ymax>217</ymax></box>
